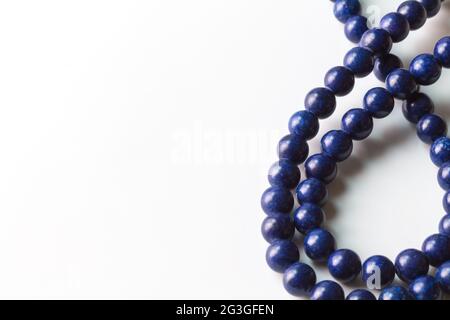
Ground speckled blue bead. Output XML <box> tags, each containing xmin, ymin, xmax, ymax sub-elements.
<box><xmin>346</xmin><ymin>289</ymin><xmax>376</xmax><ymax>300</ymax></box>
<box><xmin>333</xmin><ymin>0</ymin><xmax>361</xmax><ymax>23</ymax></box>
<box><xmin>261</xmin><ymin>214</ymin><xmax>295</xmax><ymax>244</ymax></box>
<box><xmin>268</xmin><ymin>160</ymin><xmax>300</xmax><ymax>189</ymax></box>
<box><xmin>261</xmin><ymin>186</ymin><xmax>294</xmax><ymax>215</ymax></box>
<box><xmin>380</xmin><ymin>12</ymin><xmax>410</xmax><ymax>43</ymax></box>
<box><xmin>296</xmin><ymin>178</ymin><xmax>328</xmax><ymax>206</ymax></box>
<box><xmin>402</xmin><ymin>92</ymin><xmax>434</xmax><ymax>123</ymax></box>
<box><xmin>373</xmin><ymin>54</ymin><xmax>403</xmax><ymax>81</ymax></box>
<box><xmin>362</xmin><ymin>255</ymin><xmax>396</xmax><ymax>289</ymax></box>
<box><xmin>417</xmin><ymin>114</ymin><xmax>447</xmax><ymax>144</ymax></box>
<box><xmin>444</xmin><ymin>191</ymin><xmax>450</xmax><ymax>214</ymax></box>
<box><xmin>283</xmin><ymin>262</ymin><xmax>317</xmax><ymax>297</ymax></box>
<box><xmin>434</xmin><ymin>36</ymin><xmax>450</xmax><ymax>68</ymax></box>
<box><xmin>265</xmin><ymin>240</ymin><xmax>299</xmax><ymax>273</ymax></box>
<box><xmin>321</xmin><ymin>130</ymin><xmax>353</xmax><ymax>162</ymax></box>
<box><xmin>379</xmin><ymin>286</ymin><xmax>414</xmax><ymax>300</ymax></box>
<box><xmin>304</xmin><ymin>88</ymin><xmax>336</xmax><ymax>119</ymax></box>
<box><xmin>435</xmin><ymin>261</ymin><xmax>450</xmax><ymax>293</ymax></box>
<box><xmin>310</xmin><ymin>280</ymin><xmax>345</xmax><ymax>300</ymax></box>
<box><xmin>395</xmin><ymin>248</ymin><xmax>429</xmax><ymax>283</ymax></box>
<box><xmin>328</xmin><ymin>249</ymin><xmax>362</xmax><ymax>283</ymax></box>
<box><xmin>439</xmin><ymin>214</ymin><xmax>450</xmax><ymax>236</ymax></box>
<box><xmin>417</xmin><ymin>0</ymin><xmax>441</xmax><ymax>17</ymax></box>
<box><xmin>288</xmin><ymin>110</ymin><xmax>319</xmax><ymax>140</ymax></box>
<box><xmin>363</xmin><ymin>87</ymin><xmax>395</xmax><ymax>118</ymax></box>
<box><xmin>343</xmin><ymin>47</ymin><xmax>374</xmax><ymax>77</ymax></box>
<box><xmin>324</xmin><ymin>67</ymin><xmax>355</xmax><ymax>97</ymax></box>
<box><xmin>305</xmin><ymin>153</ymin><xmax>337</xmax><ymax>184</ymax></box>
<box><xmin>386</xmin><ymin>68</ymin><xmax>417</xmax><ymax>99</ymax></box>
<box><xmin>278</xmin><ymin>134</ymin><xmax>309</xmax><ymax>164</ymax></box>
<box><xmin>344</xmin><ymin>15</ymin><xmax>368</xmax><ymax>43</ymax></box>
<box><xmin>359</xmin><ymin>28</ymin><xmax>393</xmax><ymax>56</ymax></box>
<box><xmin>304</xmin><ymin>228</ymin><xmax>336</xmax><ymax>262</ymax></box>
<box><xmin>293</xmin><ymin>203</ymin><xmax>325</xmax><ymax>234</ymax></box>
<box><xmin>430</xmin><ymin>137</ymin><xmax>450</xmax><ymax>167</ymax></box>
<box><xmin>409</xmin><ymin>54</ymin><xmax>442</xmax><ymax>85</ymax></box>
<box><xmin>397</xmin><ymin>1</ymin><xmax>427</xmax><ymax>30</ymax></box>
<box><xmin>341</xmin><ymin>108</ymin><xmax>373</xmax><ymax>140</ymax></box>
<box><xmin>422</xmin><ymin>234</ymin><xmax>450</xmax><ymax>267</ymax></box>
<box><xmin>438</xmin><ymin>163</ymin><xmax>450</xmax><ymax>190</ymax></box>
<box><xmin>408</xmin><ymin>275</ymin><xmax>441</xmax><ymax>300</ymax></box>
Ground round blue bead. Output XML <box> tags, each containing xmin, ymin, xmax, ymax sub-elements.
<box><xmin>435</xmin><ymin>261</ymin><xmax>450</xmax><ymax>293</ymax></box>
<box><xmin>305</xmin><ymin>153</ymin><xmax>337</xmax><ymax>184</ymax></box>
<box><xmin>443</xmin><ymin>191</ymin><xmax>450</xmax><ymax>214</ymax></box>
<box><xmin>343</xmin><ymin>47</ymin><xmax>374</xmax><ymax>77</ymax></box>
<box><xmin>265</xmin><ymin>240</ymin><xmax>299</xmax><ymax>273</ymax></box>
<box><xmin>434</xmin><ymin>36</ymin><xmax>450</xmax><ymax>68</ymax></box>
<box><xmin>417</xmin><ymin>114</ymin><xmax>447</xmax><ymax>144</ymax></box>
<box><xmin>296</xmin><ymin>178</ymin><xmax>328</xmax><ymax>206</ymax></box>
<box><xmin>304</xmin><ymin>87</ymin><xmax>336</xmax><ymax>119</ymax></box>
<box><xmin>438</xmin><ymin>163</ymin><xmax>450</xmax><ymax>190</ymax></box>
<box><xmin>346</xmin><ymin>289</ymin><xmax>376</xmax><ymax>300</ymax></box>
<box><xmin>402</xmin><ymin>92</ymin><xmax>434</xmax><ymax>123</ymax></box>
<box><xmin>333</xmin><ymin>0</ymin><xmax>361</xmax><ymax>23</ymax></box>
<box><xmin>430</xmin><ymin>137</ymin><xmax>450</xmax><ymax>167</ymax></box>
<box><xmin>278</xmin><ymin>134</ymin><xmax>309</xmax><ymax>164</ymax></box>
<box><xmin>324</xmin><ymin>66</ymin><xmax>355</xmax><ymax>97</ymax></box>
<box><xmin>344</xmin><ymin>15</ymin><xmax>368</xmax><ymax>43</ymax></box>
<box><xmin>283</xmin><ymin>262</ymin><xmax>317</xmax><ymax>297</ymax></box>
<box><xmin>439</xmin><ymin>214</ymin><xmax>450</xmax><ymax>236</ymax></box>
<box><xmin>288</xmin><ymin>110</ymin><xmax>319</xmax><ymax>140</ymax></box>
<box><xmin>380</xmin><ymin>12</ymin><xmax>410</xmax><ymax>43</ymax></box>
<box><xmin>304</xmin><ymin>228</ymin><xmax>336</xmax><ymax>262</ymax></box>
<box><xmin>328</xmin><ymin>249</ymin><xmax>362</xmax><ymax>282</ymax></box>
<box><xmin>293</xmin><ymin>203</ymin><xmax>324</xmax><ymax>234</ymax></box>
<box><xmin>341</xmin><ymin>108</ymin><xmax>373</xmax><ymax>140</ymax></box>
<box><xmin>397</xmin><ymin>1</ymin><xmax>427</xmax><ymax>30</ymax></box>
<box><xmin>362</xmin><ymin>255</ymin><xmax>396</xmax><ymax>289</ymax></box>
<box><xmin>385</xmin><ymin>68</ymin><xmax>417</xmax><ymax>99</ymax></box>
<box><xmin>310</xmin><ymin>280</ymin><xmax>345</xmax><ymax>300</ymax></box>
<box><xmin>373</xmin><ymin>54</ymin><xmax>403</xmax><ymax>82</ymax></box>
<box><xmin>359</xmin><ymin>28</ymin><xmax>393</xmax><ymax>56</ymax></box>
<box><xmin>261</xmin><ymin>214</ymin><xmax>295</xmax><ymax>244</ymax></box>
<box><xmin>395</xmin><ymin>248</ymin><xmax>429</xmax><ymax>283</ymax></box>
<box><xmin>261</xmin><ymin>186</ymin><xmax>294</xmax><ymax>215</ymax></box>
<box><xmin>378</xmin><ymin>286</ymin><xmax>414</xmax><ymax>300</ymax></box>
<box><xmin>363</xmin><ymin>87</ymin><xmax>394</xmax><ymax>118</ymax></box>
<box><xmin>409</xmin><ymin>54</ymin><xmax>442</xmax><ymax>85</ymax></box>
<box><xmin>408</xmin><ymin>275</ymin><xmax>441</xmax><ymax>300</ymax></box>
<box><xmin>417</xmin><ymin>0</ymin><xmax>441</xmax><ymax>17</ymax></box>
<box><xmin>321</xmin><ymin>130</ymin><xmax>353</xmax><ymax>162</ymax></box>
<box><xmin>268</xmin><ymin>160</ymin><xmax>300</xmax><ymax>189</ymax></box>
<box><xmin>422</xmin><ymin>234</ymin><xmax>450</xmax><ymax>267</ymax></box>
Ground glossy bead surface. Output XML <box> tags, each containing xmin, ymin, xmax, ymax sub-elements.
<box><xmin>422</xmin><ymin>234</ymin><xmax>450</xmax><ymax>267</ymax></box>
<box><xmin>373</xmin><ymin>54</ymin><xmax>403</xmax><ymax>82</ymax></box>
<box><xmin>395</xmin><ymin>248</ymin><xmax>429</xmax><ymax>283</ymax></box>
<box><xmin>409</xmin><ymin>54</ymin><xmax>442</xmax><ymax>85</ymax></box>
<box><xmin>268</xmin><ymin>160</ymin><xmax>300</xmax><ymax>189</ymax></box>
<box><xmin>408</xmin><ymin>275</ymin><xmax>441</xmax><ymax>300</ymax></box>
<box><xmin>296</xmin><ymin>178</ymin><xmax>328</xmax><ymax>206</ymax></box>
<box><xmin>439</xmin><ymin>214</ymin><xmax>450</xmax><ymax>236</ymax></box>
<box><xmin>333</xmin><ymin>0</ymin><xmax>361</xmax><ymax>23</ymax></box>
<box><xmin>438</xmin><ymin>163</ymin><xmax>450</xmax><ymax>190</ymax></box>
<box><xmin>363</xmin><ymin>87</ymin><xmax>394</xmax><ymax>118</ymax></box>
<box><xmin>283</xmin><ymin>262</ymin><xmax>316</xmax><ymax>297</ymax></box>
<box><xmin>324</xmin><ymin>66</ymin><xmax>355</xmax><ymax>97</ymax></box>
<box><xmin>416</xmin><ymin>114</ymin><xmax>447</xmax><ymax>144</ymax></box>
<box><xmin>385</xmin><ymin>68</ymin><xmax>417</xmax><ymax>99</ymax></box>
<box><xmin>359</xmin><ymin>28</ymin><xmax>393</xmax><ymax>56</ymax></box>
<box><xmin>341</xmin><ymin>108</ymin><xmax>373</xmax><ymax>140</ymax></box>
<box><xmin>293</xmin><ymin>203</ymin><xmax>324</xmax><ymax>234</ymax></box>
<box><xmin>328</xmin><ymin>249</ymin><xmax>362</xmax><ymax>283</ymax></box>
<box><xmin>304</xmin><ymin>87</ymin><xmax>336</xmax><ymax>119</ymax></box>
<box><xmin>310</xmin><ymin>280</ymin><xmax>345</xmax><ymax>300</ymax></box>
<box><xmin>346</xmin><ymin>289</ymin><xmax>376</xmax><ymax>300</ymax></box>
<box><xmin>434</xmin><ymin>36</ymin><xmax>450</xmax><ymax>68</ymax></box>
<box><xmin>288</xmin><ymin>110</ymin><xmax>319</xmax><ymax>140</ymax></box>
<box><xmin>343</xmin><ymin>47</ymin><xmax>374</xmax><ymax>77</ymax></box>
<box><xmin>321</xmin><ymin>130</ymin><xmax>353</xmax><ymax>162</ymax></box>
<box><xmin>444</xmin><ymin>191</ymin><xmax>450</xmax><ymax>214</ymax></box>
<box><xmin>344</xmin><ymin>15</ymin><xmax>368</xmax><ymax>43</ymax></box>
<box><xmin>380</xmin><ymin>12</ymin><xmax>410</xmax><ymax>43</ymax></box>
<box><xmin>304</xmin><ymin>228</ymin><xmax>336</xmax><ymax>262</ymax></box>
<box><xmin>430</xmin><ymin>137</ymin><xmax>450</xmax><ymax>167</ymax></box>
<box><xmin>265</xmin><ymin>240</ymin><xmax>299</xmax><ymax>273</ymax></box>
<box><xmin>402</xmin><ymin>92</ymin><xmax>434</xmax><ymax>123</ymax></box>
<box><xmin>305</xmin><ymin>153</ymin><xmax>337</xmax><ymax>184</ymax></box>
<box><xmin>435</xmin><ymin>261</ymin><xmax>450</xmax><ymax>293</ymax></box>
<box><xmin>278</xmin><ymin>134</ymin><xmax>309</xmax><ymax>164</ymax></box>
<box><xmin>397</xmin><ymin>1</ymin><xmax>427</xmax><ymax>30</ymax></box>
<box><xmin>417</xmin><ymin>0</ymin><xmax>441</xmax><ymax>17</ymax></box>
<box><xmin>261</xmin><ymin>186</ymin><xmax>294</xmax><ymax>215</ymax></box>
<box><xmin>378</xmin><ymin>286</ymin><xmax>414</xmax><ymax>300</ymax></box>
<box><xmin>362</xmin><ymin>255</ymin><xmax>396</xmax><ymax>289</ymax></box>
<box><xmin>261</xmin><ymin>214</ymin><xmax>295</xmax><ymax>244</ymax></box>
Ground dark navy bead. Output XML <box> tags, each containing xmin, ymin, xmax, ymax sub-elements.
<box><xmin>373</xmin><ymin>54</ymin><xmax>403</xmax><ymax>81</ymax></box>
<box><xmin>439</xmin><ymin>214</ymin><xmax>450</xmax><ymax>236</ymax></box>
<box><xmin>417</xmin><ymin>0</ymin><xmax>441</xmax><ymax>17</ymax></box>
<box><xmin>305</xmin><ymin>153</ymin><xmax>337</xmax><ymax>184</ymax></box>
<box><xmin>304</xmin><ymin>228</ymin><xmax>336</xmax><ymax>262</ymax></box>
<box><xmin>346</xmin><ymin>289</ymin><xmax>376</xmax><ymax>300</ymax></box>
<box><xmin>261</xmin><ymin>214</ymin><xmax>295</xmax><ymax>244</ymax></box>
<box><xmin>363</xmin><ymin>87</ymin><xmax>395</xmax><ymax>118</ymax></box>
<box><xmin>378</xmin><ymin>286</ymin><xmax>414</xmax><ymax>300</ymax></box>
<box><xmin>310</xmin><ymin>280</ymin><xmax>345</xmax><ymax>300</ymax></box>
<box><xmin>296</xmin><ymin>178</ymin><xmax>328</xmax><ymax>206</ymax></box>
<box><xmin>402</xmin><ymin>92</ymin><xmax>434</xmax><ymax>123</ymax></box>
<box><xmin>434</xmin><ymin>36</ymin><xmax>450</xmax><ymax>68</ymax></box>
<box><xmin>344</xmin><ymin>15</ymin><xmax>368</xmax><ymax>43</ymax></box>
<box><xmin>409</xmin><ymin>54</ymin><xmax>442</xmax><ymax>85</ymax></box>
<box><xmin>333</xmin><ymin>0</ymin><xmax>361</xmax><ymax>23</ymax></box>
<box><xmin>395</xmin><ymin>248</ymin><xmax>429</xmax><ymax>283</ymax></box>
<box><xmin>438</xmin><ymin>163</ymin><xmax>450</xmax><ymax>190</ymax></box>
<box><xmin>430</xmin><ymin>137</ymin><xmax>450</xmax><ymax>167</ymax></box>
<box><xmin>435</xmin><ymin>261</ymin><xmax>450</xmax><ymax>293</ymax></box>
<box><xmin>278</xmin><ymin>134</ymin><xmax>309</xmax><ymax>164</ymax></box>
<box><xmin>265</xmin><ymin>240</ymin><xmax>299</xmax><ymax>273</ymax></box>
<box><xmin>422</xmin><ymin>234</ymin><xmax>450</xmax><ymax>267</ymax></box>
<box><xmin>380</xmin><ymin>12</ymin><xmax>410</xmax><ymax>43</ymax></box>
<box><xmin>324</xmin><ymin>67</ymin><xmax>355</xmax><ymax>97</ymax></box>
<box><xmin>408</xmin><ymin>275</ymin><xmax>441</xmax><ymax>300</ymax></box>
<box><xmin>397</xmin><ymin>1</ymin><xmax>427</xmax><ymax>30</ymax></box>
<box><xmin>341</xmin><ymin>108</ymin><xmax>373</xmax><ymax>140</ymax></box>
<box><xmin>359</xmin><ymin>28</ymin><xmax>393</xmax><ymax>56</ymax></box>
<box><xmin>288</xmin><ymin>110</ymin><xmax>319</xmax><ymax>140</ymax></box>
<box><xmin>304</xmin><ymin>87</ymin><xmax>336</xmax><ymax>119</ymax></box>
<box><xmin>328</xmin><ymin>249</ymin><xmax>362</xmax><ymax>283</ymax></box>
<box><xmin>362</xmin><ymin>255</ymin><xmax>396</xmax><ymax>289</ymax></box>
<box><xmin>417</xmin><ymin>114</ymin><xmax>447</xmax><ymax>144</ymax></box>
<box><xmin>321</xmin><ymin>130</ymin><xmax>353</xmax><ymax>162</ymax></box>
<box><xmin>261</xmin><ymin>186</ymin><xmax>294</xmax><ymax>215</ymax></box>
<box><xmin>268</xmin><ymin>160</ymin><xmax>300</xmax><ymax>189</ymax></box>
<box><xmin>385</xmin><ymin>68</ymin><xmax>417</xmax><ymax>99</ymax></box>
<box><xmin>343</xmin><ymin>47</ymin><xmax>374</xmax><ymax>77</ymax></box>
<box><xmin>293</xmin><ymin>203</ymin><xmax>325</xmax><ymax>234</ymax></box>
<box><xmin>283</xmin><ymin>262</ymin><xmax>317</xmax><ymax>297</ymax></box>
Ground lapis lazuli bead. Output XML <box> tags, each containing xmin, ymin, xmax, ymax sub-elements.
<box><xmin>341</xmin><ymin>108</ymin><xmax>373</xmax><ymax>140</ymax></box>
<box><xmin>261</xmin><ymin>214</ymin><xmax>295</xmax><ymax>244</ymax></box>
<box><xmin>278</xmin><ymin>134</ymin><xmax>309</xmax><ymax>164</ymax></box>
<box><xmin>373</xmin><ymin>53</ymin><xmax>403</xmax><ymax>82</ymax></box>
<box><xmin>397</xmin><ymin>1</ymin><xmax>427</xmax><ymax>30</ymax></box>
<box><xmin>402</xmin><ymin>92</ymin><xmax>434</xmax><ymax>123</ymax></box>
<box><xmin>261</xmin><ymin>186</ymin><xmax>294</xmax><ymax>215</ymax></box>
<box><xmin>305</xmin><ymin>153</ymin><xmax>337</xmax><ymax>184</ymax></box>
<box><xmin>343</xmin><ymin>47</ymin><xmax>374</xmax><ymax>78</ymax></box>
<box><xmin>362</xmin><ymin>255</ymin><xmax>396</xmax><ymax>289</ymax></box>
<box><xmin>344</xmin><ymin>15</ymin><xmax>368</xmax><ymax>43</ymax></box>
<box><xmin>444</xmin><ymin>191</ymin><xmax>450</xmax><ymax>214</ymax></box>
<box><xmin>434</xmin><ymin>36</ymin><xmax>450</xmax><ymax>68</ymax></box>
<box><xmin>324</xmin><ymin>66</ymin><xmax>355</xmax><ymax>97</ymax></box>
<box><xmin>409</xmin><ymin>53</ymin><xmax>442</xmax><ymax>85</ymax></box>
<box><xmin>416</xmin><ymin>114</ymin><xmax>447</xmax><ymax>144</ymax></box>
<box><xmin>378</xmin><ymin>286</ymin><xmax>414</xmax><ymax>300</ymax></box>
<box><xmin>417</xmin><ymin>0</ymin><xmax>441</xmax><ymax>17</ymax></box>
<box><xmin>435</xmin><ymin>260</ymin><xmax>450</xmax><ymax>293</ymax></box>
<box><xmin>283</xmin><ymin>262</ymin><xmax>317</xmax><ymax>297</ymax></box>
<box><xmin>430</xmin><ymin>137</ymin><xmax>450</xmax><ymax>167</ymax></box>
<box><xmin>385</xmin><ymin>68</ymin><xmax>417</xmax><ymax>99</ymax></box>
<box><xmin>288</xmin><ymin>110</ymin><xmax>319</xmax><ymax>140</ymax></box>
<box><xmin>321</xmin><ymin>130</ymin><xmax>353</xmax><ymax>162</ymax></box>
<box><xmin>296</xmin><ymin>178</ymin><xmax>328</xmax><ymax>206</ymax></box>
<box><xmin>408</xmin><ymin>275</ymin><xmax>441</xmax><ymax>300</ymax></box>
<box><xmin>304</xmin><ymin>228</ymin><xmax>336</xmax><ymax>262</ymax></box>
<box><xmin>438</xmin><ymin>162</ymin><xmax>450</xmax><ymax>190</ymax></box>
<box><xmin>265</xmin><ymin>240</ymin><xmax>299</xmax><ymax>273</ymax></box>
<box><xmin>422</xmin><ymin>234</ymin><xmax>450</xmax><ymax>267</ymax></box>
<box><xmin>380</xmin><ymin>12</ymin><xmax>410</xmax><ymax>43</ymax></box>
<box><xmin>293</xmin><ymin>203</ymin><xmax>324</xmax><ymax>235</ymax></box>
<box><xmin>363</xmin><ymin>87</ymin><xmax>395</xmax><ymax>118</ymax></box>
<box><xmin>333</xmin><ymin>0</ymin><xmax>361</xmax><ymax>23</ymax></box>
<box><xmin>439</xmin><ymin>214</ymin><xmax>450</xmax><ymax>236</ymax></box>
<box><xmin>359</xmin><ymin>28</ymin><xmax>393</xmax><ymax>56</ymax></box>
<box><xmin>304</xmin><ymin>87</ymin><xmax>336</xmax><ymax>119</ymax></box>
<box><xmin>328</xmin><ymin>249</ymin><xmax>362</xmax><ymax>283</ymax></box>
<box><xmin>268</xmin><ymin>160</ymin><xmax>301</xmax><ymax>189</ymax></box>
<box><xmin>310</xmin><ymin>280</ymin><xmax>345</xmax><ymax>300</ymax></box>
<box><xmin>395</xmin><ymin>248</ymin><xmax>429</xmax><ymax>283</ymax></box>
<box><xmin>346</xmin><ymin>289</ymin><xmax>376</xmax><ymax>300</ymax></box>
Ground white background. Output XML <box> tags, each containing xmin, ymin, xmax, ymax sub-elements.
<box><xmin>0</xmin><ymin>0</ymin><xmax>449</xmax><ymax>299</ymax></box>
